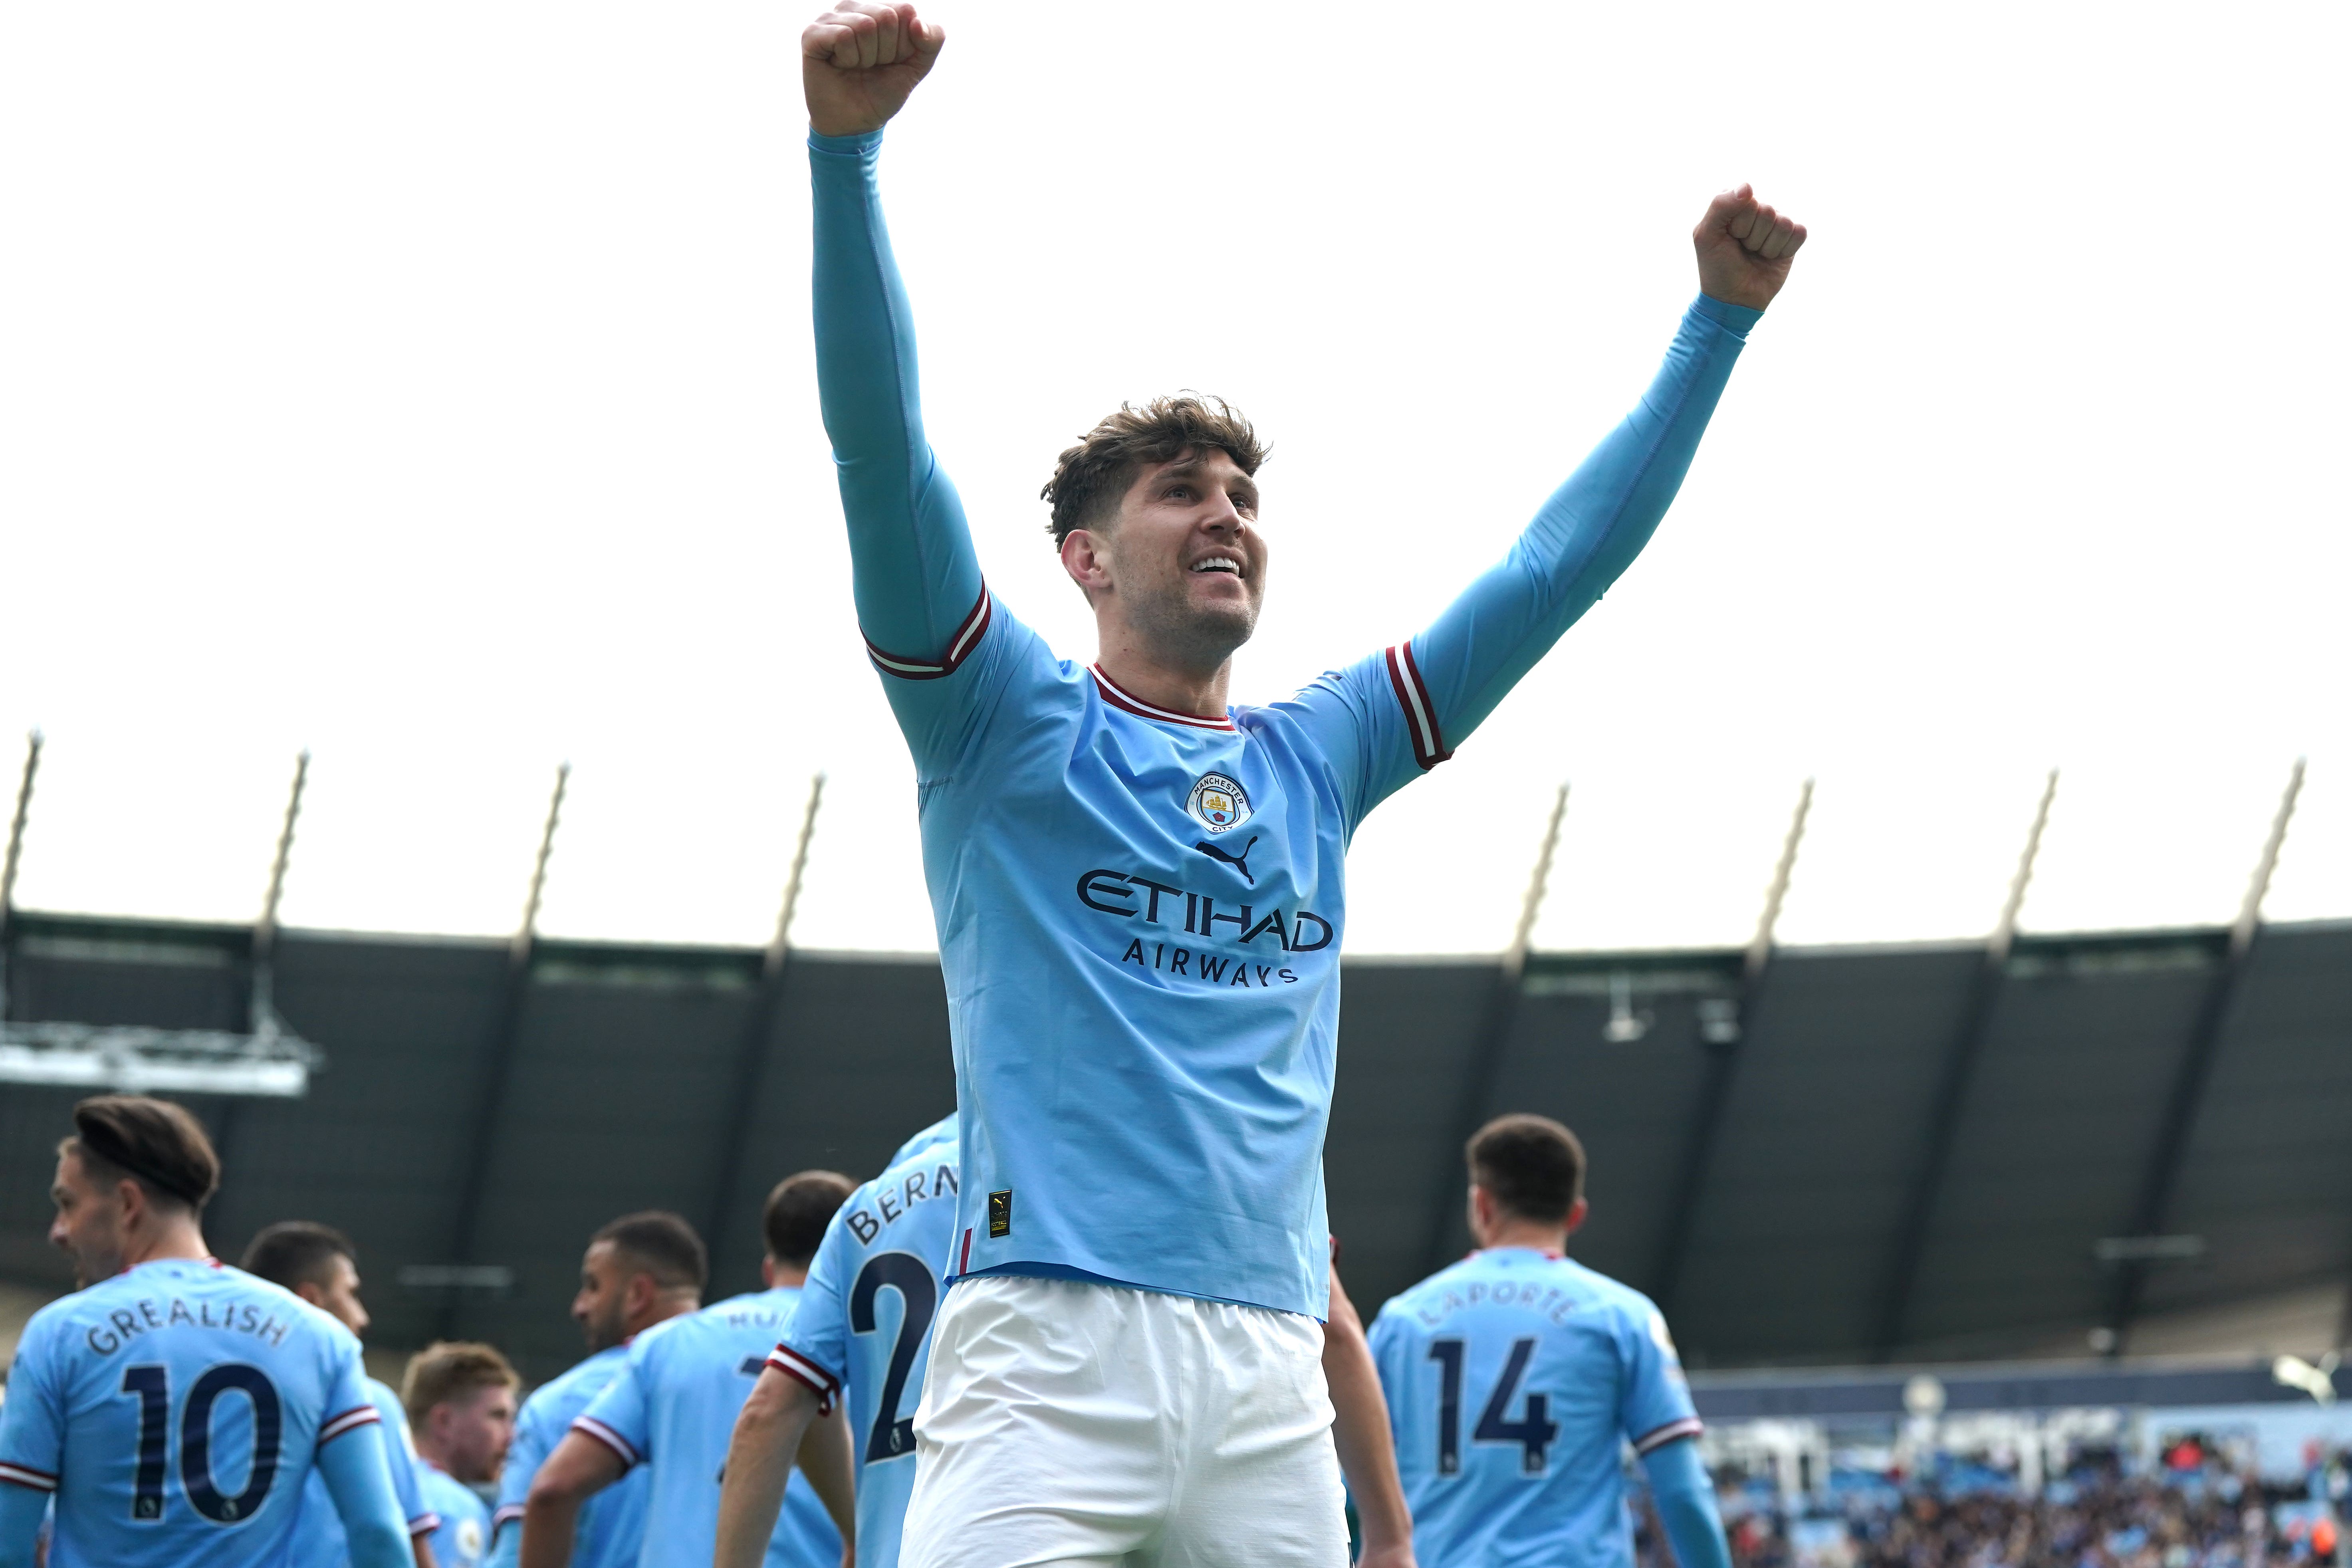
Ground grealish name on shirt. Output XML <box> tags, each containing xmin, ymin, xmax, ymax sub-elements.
<box><xmin>844</xmin><ymin>1161</ymin><xmax>958</xmax><ymax>1245</ymax></box>
<box><xmin>82</xmin><ymin>1296</ymin><xmax>297</xmax><ymax>1356</ymax></box>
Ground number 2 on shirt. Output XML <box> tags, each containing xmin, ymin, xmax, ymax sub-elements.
<box><xmin>1427</xmin><ymin>1338</ymin><xmax>1559</xmax><ymax>1476</ymax></box>
<box><xmin>849</xmin><ymin>1253</ymin><xmax>938</xmax><ymax>1464</ymax></box>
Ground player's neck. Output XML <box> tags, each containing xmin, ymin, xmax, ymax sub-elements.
<box><xmin>629</xmin><ymin>1290</ymin><xmax>700</xmax><ymax>1337</ymax></box>
<box><xmin>1478</xmin><ymin>1221</ymin><xmax>1568</xmax><ymax>1256</ymax></box>
<box><xmin>1093</xmin><ymin>642</ymin><xmax>1233</xmax><ymax>720</ymax></box>
<box><xmin>117</xmin><ymin>1216</ymin><xmax>211</xmax><ymax>1274</ymax></box>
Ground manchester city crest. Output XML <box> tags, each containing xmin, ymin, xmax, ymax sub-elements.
<box><xmin>1185</xmin><ymin>772</ymin><xmax>1252</xmax><ymax>834</ymax></box>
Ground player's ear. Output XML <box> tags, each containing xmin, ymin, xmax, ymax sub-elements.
<box><xmin>1563</xmin><ymin>1197</ymin><xmax>1589</xmax><ymax>1239</ymax></box>
<box><xmin>1060</xmin><ymin>527</ymin><xmax>1111</xmax><ymax>595</ymax></box>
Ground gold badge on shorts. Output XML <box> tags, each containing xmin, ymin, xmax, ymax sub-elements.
<box><xmin>988</xmin><ymin>1189</ymin><xmax>1012</xmax><ymax>1237</ymax></box>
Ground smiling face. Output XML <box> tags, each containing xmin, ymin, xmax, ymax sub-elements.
<box><xmin>1066</xmin><ymin>446</ymin><xmax>1267</xmax><ymax>671</ymax></box>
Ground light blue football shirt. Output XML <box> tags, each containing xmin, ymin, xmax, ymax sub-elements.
<box><xmin>1368</xmin><ymin>1248</ymin><xmax>1704</xmax><ymax>1568</ymax></box>
<box><xmin>884</xmin><ymin>1113</ymin><xmax>958</xmax><ymax>1172</ymax></box>
<box><xmin>767</xmin><ymin>1115</ymin><xmax>959</xmax><ymax>1568</ymax></box>
<box><xmin>488</xmin><ymin>1342</ymin><xmax>645</xmax><ymax>1568</ymax></box>
<box><xmin>0</xmin><ymin>1257</ymin><xmax>400</xmax><ymax>1567</ymax></box>
<box><xmin>284</xmin><ymin>1374</ymin><xmax>435</xmax><ymax>1562</ymax></box>
<box><xmin>418</xmin><ymin>1463</ymin><xmax>490</xmax><ymax>1567</ymax></box>
<box><xmin>810</xmin><ymin>128</ymin><xmax>1759</xmax><ymax>1318</ymax></box>
<box><xmin>572</xmin><ymin>1289</ymin><xmax>839</xmax><ymax>1568</ymax></box>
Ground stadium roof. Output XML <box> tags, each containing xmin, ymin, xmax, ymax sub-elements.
<box><xmin>2</xmin><ymin>906</ymin><xmax>2347</xmax><ymax>1382</ymax></box>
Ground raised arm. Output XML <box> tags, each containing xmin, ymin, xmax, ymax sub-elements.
<box><xmin>805</xmin><ymin>4</ymin><xmax>984</xmax><ymax>671</ymax></box>
<box><xmin>1379</xmin><ymin>188</ymin><xmax>1807</xmax><ymax>774</ymax></box>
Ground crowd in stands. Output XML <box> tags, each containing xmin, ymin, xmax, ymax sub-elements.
<box><xmin>1664</xmin><ymin>1452</ymin><xmax>2351</xmax><ymax>1568</ymax></box>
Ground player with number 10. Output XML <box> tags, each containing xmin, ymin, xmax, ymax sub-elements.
<box><xmin>0</xmin><ymin>1097</ymin><xmax>413</xmax><ymax>1568</ymax></box>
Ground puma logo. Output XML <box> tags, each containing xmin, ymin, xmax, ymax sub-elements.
<box><xmin>1193</xmin><ymin>835</ymin><xmax>1259</xmax><ymax>884</ymax></box>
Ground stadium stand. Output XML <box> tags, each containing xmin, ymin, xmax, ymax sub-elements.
<box><xmin>1</xmin><ymin>909</ymin><xmax>2348</xmax><ymax>1378</ymax></box>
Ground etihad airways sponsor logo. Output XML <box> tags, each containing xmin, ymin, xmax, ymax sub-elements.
<box><xmin>1075</xmin><ymin>868</ymin><xmax>1335</xmax><ymax>952</ymax></box>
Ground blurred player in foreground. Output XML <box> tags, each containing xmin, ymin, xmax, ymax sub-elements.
<box><xmin>521</xmin><ymin>1172</ymin><xmax>856</xmax><ymax>1568</ymax></box>
<box><xmin>797</xmin><ymin>4</ymin><xmax>1805</xmax><ymax>1561</ymax></box>
<box><xmin>241</xmin><ymin>1221</ymin><xmax>441</xmax><ymax>1568</ymax></box>
<box><xmin>1369</xmin><ymin>1116</ymin><xmax>1730</xmax><ymax>1568</ymax></box>
<box><xmin>407</xmin><ymin>1342</ymin><xmax>520</xmax><ymax>1568</ymax></box>
<box><xmin>0</xmin><ymin>1096</ymin><xmax>412</xmax><ymax>1568</ymax></box>
<box><xmin>488</xmin><ymin>1211</ymin><xmax>708</xmax><ymax>1568</ymax></box>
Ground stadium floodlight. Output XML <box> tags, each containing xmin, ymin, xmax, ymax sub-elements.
<box><xmin>0</xmin><ymin>1013</ymin><xmax>322</xmax><ymax>1098</ymax></box>
<box><xmin>2273</xmin><ymin>1353</ymin><xmax>2339</xmax><ymax>1405</ymax></box>
<box><xmin>0</xmin><ymin>739</ymin><xmax>324</xmax><ymax>1099</ymax></box>
<box><xmin>1602</xmin><ymin>969</ymin><xmax>1653</xmax><ymax>1043</ymax></box>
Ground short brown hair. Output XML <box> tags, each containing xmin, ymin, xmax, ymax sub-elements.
<box><xmin>591</xmin><ymin>1210</ymin><xmax>707</xmax><ymax>1292</ymax></box>
<box><xmin>1467</xmin><ymin>1114</ymin><xmax>1587</xmax><ymax>1224</ymax></box>
<box><xmin>62</xmin><ymin>1095</ymin><xmax>220</xmax><ymax>1212</ymax></box>
<box><xmin>1040</xmin><ymin>394</ymin><xmax>1267</xmax><ymax>545</ymax></box>
<box><xmin>763</xmin><ymin>1170</ymin><xmax>853</xmax><ymax>1267</ymax></box>
<box><xmin>402</xmin><ymin>1341</ymin><xmax>519</xmax><ymax>1425</ymax></box>
<box><xmin>241</xmin><ymin>1221</ymin><xmax>357</xmax><ymax>1290</ymax></box>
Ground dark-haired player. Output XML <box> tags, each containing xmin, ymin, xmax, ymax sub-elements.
<box><xmin>718</xmin><ymin>1121</ymin><xmax>958</xmax><ymax>1568</ymax></box>
<box><xmin>1369</xmin><ymin>1116</ymin><xmax>1729</xmax><ymax>1568</ymax></box>
<box><xmin>0</xmin><ymin>1096</ymin><xmax>412</xmax><ymax>1568</ymax></box>
<box><xmin>241</xmin><ymin>1221</ymin><xmax>441</xmax><ymax>1568</ymax></box>
<box><xmin>488</xmin><ymin>1211</ymin><xmax>708</xmax><ymax>1568</ymax></box>
<box><xmin>795</xmin><ymin>4</ymin><xmax>1805</xmax><ymax>1562</ymax></box>
<box><xmin>521</xmin><ymin>1173</ymin><xmax>856</xmax><ymax>1568</ymax></box>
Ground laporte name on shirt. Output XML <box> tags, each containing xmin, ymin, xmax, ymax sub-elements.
<box><xmin>1076</xmin><ymin>864</ymin><xmax>1333</xmax><ymax>989</ymax></box>
<box><xmin>81</xmin><ymin>1293</ymin><xmax>299</xmax><ymax>1356</ymax></box>
<box><xmin>842</xmin><ymin>1157</ymin><xmax>958</xmax><ymax>1246</ymax></box>
<box><xmin>1405</xmin><ymin>1276</ymin><xmax>1595</xmax><ymax>1332</ymax></box>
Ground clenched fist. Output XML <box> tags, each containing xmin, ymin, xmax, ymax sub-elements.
<box><xmin>804</xmin><ymin>2</ymin><xmax>946</xmax><ymax>138</ymax></box>
<box><xmin>1693</xmin><ymin>186</ymin><xmax>1807</xmax><ymax>311</ymax></box>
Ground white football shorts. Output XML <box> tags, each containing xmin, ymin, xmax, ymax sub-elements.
<box><xmin>899</xmin><ymin>1274</ymin><xmax>1349</xmax><ymax>1568</ymax></box>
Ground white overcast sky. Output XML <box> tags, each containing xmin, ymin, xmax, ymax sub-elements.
<box><xmin>2</xmin><ymin>2</ymin><xmax>2345</xmax><ymax>957</ymax></box>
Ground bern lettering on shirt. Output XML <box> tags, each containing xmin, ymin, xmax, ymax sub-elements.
<box><xmin>571</xmin><ymin>1288</ymin><xmax>839</xmax><ymax>1568</ymax></box>
<box><xmin>767</xmin><ymin>1115</ymin><xmax>960</xmax><ymax>1568</ymax></box>
<box><xmin>810</xmin><ymin>128</ymin><xmax>1756</xmax><ymax>1318</ymax></box>
<box><xmin>0</xmin><ymin>1257</ymin><xmax>384</xmax><ymax>1568</ymax></box>
<box><xmin>1368</xmin><ymin>1249</ymin><xmax>1704</xmax><ymax>1568</ymax></box>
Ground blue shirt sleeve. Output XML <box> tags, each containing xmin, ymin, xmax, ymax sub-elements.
<box><xmin>0</xmin><ymin>1483</ymin><xmax>46</xmax><ymax>1567</ymax></box>
<box><xmin>775</xmin><ymin>1203</ymin><xmax>856</xmax><ymax>1402</ymax></box>
<box><xmin>317</xmin><ymin>1423</ymin><xmax>413</xmax><ymax>1568</ymax></box>
<box><xmin>1281</xmin><ymin>295</ymin><xmax>1759</xmax><ymax>827</ymax></box>
<box><xmin>1642</xmin><ymin>1437</ymin><xmax>1733</xmax><ymax>1568</ymax></box>
<box><xmin>576</xmin><ymin>1356</ymin><xmax>651</xmax><ymax>1471</ymax></box>
<box><xmin>369</xmin><ymin>1378</ymin><xmax>434</xmax><ymax>1535</ymax></box>
<box><xmin>1618</xmin><ymin>1298</ymin><xmax>1703</xmax><ymax>1454</ymax></box>
<box><xmin>0</xmin><ymin>1310</ymin><xmax>63</xmax><ymax>1500</ymax></box>
<box><xmin>809</xmin><ymin>127</ymin><xmax>1077</xmax><ymax>781</ymax></box>
<box><xmin>490</xmin><ymin>1389</ymin><xmax>555</xmax><ymax>1556</ymax></box>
